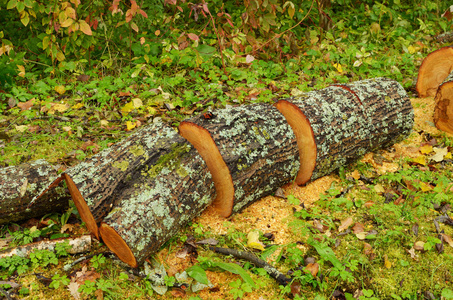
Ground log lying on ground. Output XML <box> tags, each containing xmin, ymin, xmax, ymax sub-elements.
<box><xmin>416</xmin><ymin>46</ymin><xmax>453</xmax><ymax>97</ymax></box>
<box><xmin>434</xmin><ymin>72</ymin><xmax>453</xmax><ymax>134</ymax></box>
<box><xmin>98</xmin><ymin>124</ymin><xmax>216</xmax><ymax>268</ymax></box>
<box><xmin>179</xmin><ymin>104</ymin><xmax>299</xmax><ymax>217</ymax></box>
<box><xmin>0</xmin><ymin>160</ymin><xmax>69</xmax><ymax>225</ymax></box>
<box><xmin>60</xmin><ymin>122</ymin><xmax>193</xmax><ymax>238</ymax></box>
<box><xmin>275</xmin><ymin>78</ymin><xmax>413</xmax><ymax>185</ymax></box>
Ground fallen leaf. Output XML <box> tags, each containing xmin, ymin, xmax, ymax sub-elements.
<box><xmin>126</xmin><ymin>121</ymin><xmax>136</xmax><ymax>131</ymax></box>
<box><xmin>412</xmin><ymin>156</ymin><xmax>426</xmax><ymax>166</ymax></box>
<box><xmin>15</xmin><ymin>125</ymin><xmax>29</xmax><ymax>132</ymax></box>
<box><xmin>60</xmin><ymin>224</ymin><xmax>74</xmax><ymax>233</ymax></box>
<box><xmin>76</xmin><ymin>270</ymin><xmax>101</xmax><ymax>285</ymax></box>
<box><xmin>67</xmin><ymin>281</ymin><xmax>81</xmax><ymax>300</ymax></box>
<box><xmin>419</xmin><ymin>182</ymin><xmax>433</xmax><ymax>192</ymax></box>
<box><xmin>246</xmin><ymin>54</ymin><xmax>255</xmax><ymax>64</ymax></box>
<box><xmin>54</xmin><ymin>85</ymin><xmax>66</xmax><ymax>95</ymax></box>
<box><xmin>412</xmin><ymin>223</ymin><xmax>419</xmax><ymax>236</ymax></box>
<box><xmin>406</xmin><ymin>247</ymin><xmax>417</xmax><ymax>259</ymax></box>
<box><xmin>383</xmin><ymin>254</ymin><xmax>392</xmax><ymax>269</ymax></box>
<box><xmin>356</xmin><ymin>231</ymin><xmax>368</xmax><ymax>240</ymax></box>
<box><xmin>247</xmin><ymin>230</ymin><xmax>265</xmax><ymax>251</ymax></box>
<box><xmin>351</xmin><ymin>169</ymin><xmax>360</xmax><ymax>180</ymax></box>
<box><xmin>440</xmin><ymin>233</ymin><xmax>453</xmax><ymax>247</ymax></box>
<box><xmin>17</xmin><ymin>98</ymin><xmax>35</xmax><ymax>110</ymax></box>
<box><xmin>338</xmin><ymin>217</ymin><xmax>353</xmax><ymax>232</ymax></box>
<box><xmin>48</xmin><ymin>103</ymin><xmax>69</xmax><ymax>114</ymax></box>
<box><xmin>364</xmin><ymin>201</ymin><xmax>375</xmax><ymax>208</ymax></box>
<box><xmin>0</xmin><ymin>239</ymin><xmax>10</xmax><ymax>249</ymax></box>
<box><xmin>363</xmin><ymin>243</ymin><xmax>373</xmax><ymax>256</ymax></box>
<box><xmin>304</xmin><ymin>262</ymin><xmax>319</xmax><ymax>276</ymax></box>
<box><xmin>413</xmin><ymin>241</ymin><xmax>425</xmax><ymax>251</ymax></box>
<box><xmin>419</xmin><ymin>144</ymin><xmax>433</xmax><ymax>154</ymax></box>
<box><xmin>374</xmin><ymin>183</ymin><xmax>385</xmax><ymax>194</ymax></box>
<box><xmin>352</xmin><ymin>223</ymin><xmax>364</xmax><ymax>234</ymax></box>
<box><xmin>430</xmin><ymin>147</ymin><xmax>448</xmax><ymax>162</ymax></box>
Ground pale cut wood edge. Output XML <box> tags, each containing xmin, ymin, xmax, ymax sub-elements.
<box><xmin>99</xmin><ymin>223</ymin><xmax>137</xmax><ymax>268</ymax></box>
<box><xmin>416</xmin><ymin>47</ymin><xmax>453</xmax><ymax>98</ymax></box>
<box><xmin>63</xmin><ymin>173</ymin><xmax>99</xmax><ymax>239</ymax></box>
<box><xmin>28</xmin><ymin>175</ymin><xmax>64</xmax><ymax>207</ymax></box>
<box><xmin>434</xmin><ymin>81</ymin><xmax>453</xmax><ymax>134</ymax></box>
<box><xmin>178</xmin><ymin>121</ymin><xmax>234</xmax><ymax>217</ymax></box>
<box><xmin>274</xmin><ymin>100</ymin><xmax>316</xmax><ymax>185</ymax></box>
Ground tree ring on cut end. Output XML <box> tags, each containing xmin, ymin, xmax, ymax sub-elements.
<box><xmin>178</xmin><ymin>121</ymin><xmax>234</xmax><ymax>217</ymax></box>
<box><xmin>275</xmin><ymin>100</ymin><xmax>316</xmax><ymax>185</ymax></box>
<box><xmin>63</xmin><ymin>173</ymin><xmax>99</xmax><ymax>239</ymax></box>
<box><xmin>99</xmin><ymin>223</ymin><xmax>137</xmax><ymax>268</ymax></box>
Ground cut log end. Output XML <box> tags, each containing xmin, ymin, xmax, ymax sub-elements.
<box><xmin>178</xmin><ymin>121</ymin><xmax>234</xmax><ymax>217</ymax></box>
<box><xmin>274</xmin><ymin>100</ymin><xmax>316</xmax><ymax>185</ymax></box>
<box><xmin>99</xmin><ymin>223</ymin><xmax>137</xmax><ymax>268</ymax></box>
<box><xmin>63</xmin><ymin>173</ymin><xmax>99</xmax><ymax>239</ymax></box>
<box><xmin>416</xmin><ymin>47</ymin><xmax>453</xmax><ymax>98</ymax></box>
<box><xmin>434</xmin><ymin>81</ymin><xmax>453</xmax><ymax>134</ymax></box>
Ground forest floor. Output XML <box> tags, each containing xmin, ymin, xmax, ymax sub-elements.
<box><xmin>0</xmin><ymin>94</ymin><xmax>452</xmax><ymax>300</ymax></box>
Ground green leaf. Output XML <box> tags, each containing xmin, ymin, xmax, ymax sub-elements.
<box><xmin>209</xmin><ymin>261</ymin><xmax>256</xmax><ymax>288</ymax></box>
<box><xmin>16</xmin><ymin>1</ymin><xmax>25</xmax><ymax>12</ymax></box>
<box><xmin>7</xmin><ymin>0</ymin><xmax>17</xmax><ymax>9</ymax></box>
<box><xmin>186</xmin><ymin>265</ymin><xmax>209</xmax><ymax>285</ymax></box>
<box><xmin>442</xmin><ymin>288</ymin><xmax>453</xmax><ymax>299</ymax></box>
<box><xmin>309</xmin><ymin>240</ymin><xmax>342</xmax><ymax>269</ymax></box>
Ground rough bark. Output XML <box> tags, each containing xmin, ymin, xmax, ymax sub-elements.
<box><xmin>179</xmin><ymin>104</ymin><xmax>299</xmax><ymax>217</ymax></box>
<box><xmin>434</xmin><ymin>71</ymin><xmax>453</xmax><ymax>134</ymax></box>
<box><xmin>62</xmin><ymin>122</ymin><xmax>192</xmax><ymax>238</ymax></box>
<box><xmin>416</xmin><ymin>47</ymin><xmax>453</xmax><ymax>98</ymax></box>
<box><xmin>436</xmin><ymin>31</ymin><xmax>453</xmax><ymax>44</ymax></box>
<box><xmin>0</xmin><ymin>160</ymin><xmax>69</xmax><ymax>225</ymax></box>
<box><xmin>276</xmin><ymin>78</ymin><xmax>413</xmax><ymax>184</ymax></box>
<box><xmin>98</xmin><ymin>127</ymin><xmax>216</xmax><ymax>268</ymax></box>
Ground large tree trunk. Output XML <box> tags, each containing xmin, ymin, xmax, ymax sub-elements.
<box><xmin>416</xmin><ymin>46</ymin><xmax>453</xmax><ymax>98</ymax></box>
<box><xmin>275</xmin><ymin>78</ymin><xmax>413</xmax><ymax>185</ymax></box>
<box><xmin>98</xmin><ymin>131</ymin><xmax>216</xmax><ymax>268</ymax></box>
<box><xmin>434</xmin><ymin>72</ymin><xmax>453</xmax><ymax>134</ymax></box>
<box><xmin>178</xmin><ymin>104</ymin><xmax>299</xmax><ymax>217</ymax></box>
<box><xmin>0</xmin><ymin>160</ymin><xmax>68</xmax><ymax>225</ymax></box>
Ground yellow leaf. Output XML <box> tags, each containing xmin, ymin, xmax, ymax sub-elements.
<box><xmin>121</xmin><ymin>102</ymin><xmax>135</xmax><ymax>115</ymax></box>
<box><xmin>17</xmin><ymin>65</ymin><xmax>25</xmax><ymax>77</ymax></box>
<box><xmin>54</xmin><ymin>85</ymin><xmax>66</xmax><ymax>95</ymax></box>
<box><xmin>445</xmin><ymin>152</ymin><xmax>452</xmax><ymax>159</ymax></box>
<box><xmin>56</xmin><ymin>51</ymin><xmax>65</xmax><ymax>62</ymax></box>
<box><xmin>126</xmin><ymin>121</ymin><xmax>136</xmax><ymax>131</ymax></box>
<box><xmin>333</xmin><ymin>63</ymin><xmax>343</xmax><ymax>73</ymax></box>
<box><xmin>419</xmin><ymin>144</ymin><xmax>433</xmax><ymax>154</ymax></box>
<box><xmin>132</xmin><ymin>97</ymin><xmax>143</xmax><ymax>108</ymax></box>
<box><xmin>20</xmin><ymin>12</ymin><xmax>30</xmax><ymax>26</ymax></box>
<box><xmin>412</xmin><ymin>156</ymin><xmax>426</xmax><ymax>166</ymax></box>
<box><xmin>79</xmin><ymin>20</ymin><xmax>92</xmax><ymax>35</ymax></box>
<box><xmin>384</xmin><ymin>255</ymin><xmax>392</xmax><ymax>269</ymax></box>
<box><xmin>408</xmin><ymin>45</ymin><xmax>416</xmax><ymax>54</ymax></box>
<box><xmin>100</xmin><ymin>120</ymin><xmax>109</xmax><ymax>126</ymax></box>
<box><xmin>247</xmin><ymin>230</ymin><xmax>265</xmax><ymax>251</ymax></box>
<box><xmin>15</xmin><ymin>125</ymin><xmax>29</xmax><ymax>132</ymax></box>
<box><xmin>356</xmin><ymin>232</ymin><xmax>368</xmax><ymax>240</ymax></box>
<box><xmin>420</xmin><ymin>182</ymin><xmax>432</xmax><ymax>192</ymax></box>
<box><xmin>374</xmin><ymin>183</ymin><xmax>385</xmax><ymax>194</ymax></box>
<box><xmin>61</xmin><ymin>18</ymin><xmax>74</xmax><ymax>28</ymax></box>
<box><xmin>72</xmin><ymin>103</ymin><xmax>84</xmax><ymax>109</ymax></box>
<box><xmin>51</xmin><ymin>103</ymin><xmax>69</xmax><ymax>113</ymax></box>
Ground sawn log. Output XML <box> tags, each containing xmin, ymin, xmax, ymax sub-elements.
<box><xmin>434</xmin><ymin>72</ymin><xmax>453</xmax><ymax>134</ymax></box>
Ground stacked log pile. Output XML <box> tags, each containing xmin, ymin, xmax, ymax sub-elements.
<box><xmin>1</xmin><ymin>78</ymin><xmax>414</xmax><ymax>267</ymax></box>
<box><xmin>416</xmin><ymin>46</ymin><xmax>453</xmax><ymax>134</ymax></box>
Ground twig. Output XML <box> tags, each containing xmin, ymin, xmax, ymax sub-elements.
<box><xmin>247</xmin><ymin>0</ymin><xmax>315</xmax><ymax>55</ymax></box>
<box><xmin>0</xmin><ymin>287</ymin><xmax>12</xmax><ymax>300</ymax></box>
<box><xmin>210</xmin><ymin>246</ymin><xmax>291</xmax><ymax>286</ymax></box>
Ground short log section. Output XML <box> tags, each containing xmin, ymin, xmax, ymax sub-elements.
<box><xmin>276</xmin><ymin>78</ymin><xmax>413</xmax><ymax>185</ymax></box>
<box><xmin>98</xmin><ymin>126</ymin><xmax>216</xmax><ymax>268</ymax></box>
<box><xmin>434</xmin><ymin>72</ymin><xmax>453</xmax><ymax>134</ymax></box>
<box><xmin>179</xmin><ymin>104</ymin><xmax>300</xmax><ymax>217</ymax></box>
<box><xmin>416</xmin><ymin>46</ymin><xmax>453</xmax><ymax>98</ymax></box>
<box><xmin>0</xmin><ymin>160</ymin><xmax>69</xmax><ymax>225</ymax></box>
<box><xmin>62</xmin><ymin>122</ymin><xmax>191</xmax><ymax>237</ymax></box>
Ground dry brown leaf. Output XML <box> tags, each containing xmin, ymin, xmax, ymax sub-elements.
<box><xmin>75</xmin><ymin>270</ymin><xmax>100</xmax><ymax>285</ymax></box>
<box><xmin>0</xmin><ymin>239</ymin><xmax>10</xmax><ymax>249</ymax></box>
<box><xmin>440</xmin><ymin>233</ymin><xmax>453</xmax><ymax>247</ymax></box>
<box><xmin>67</xmin><ymin>281</ymin><xmax>81</xmax><ymax>300</ymax></box>
<box><xmin>406</xmin><ymin>247</ymin><xmax>417</xmax><ymax>260</ymax></box>
<box><xmin>304</xmin><ymin>263</ymin><xmax>319</xmax><ymax>277</ymax></box>
<box><xmin>60</xmin><ymin>224</ymin><xmax>74</xmax><ymax>233</ymax></box>
<box><xmin>313</xmin><ymin>219</ymin><xmax>326</xmax><ymax>233</ymax></box>
<box><xmin>352</xmin><ymin>223</ymin><xmax>365</xmax><ymax>234</ymax></box>
<box><xmin>17</xmin><ymin>99</ymin><xmax>35</xmax><ymax>111</ymax></box>
<box><xmin>95</xmin><ymin>289</ymin><xmax>103</xmax><ymax>300</ymax></box>
<box><xmin>351</xmin><ymin>170</ymin><xmax>361</xmax><ymax>180</ymax></box>
<box><xmin>338</xmin><ymin>217</ymin><xmax>353</xmax><ymax>232</ymax></box>
<box><xmin>363</xmin><ymin>243</ymin><xmax>373</xmax><ymax>256</ymax></box>
<box><xmin>364</xmin><ymin>201</ymin><xmax>375</xmax><ymax>208</ymax></box>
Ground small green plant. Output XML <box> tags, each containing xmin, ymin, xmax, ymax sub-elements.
<box><xmin>90</xmin><ymin>254</ymin><xmax>106</xmax><ymax>269</ymax></box>
<box><xmin>359</xmin><ymin>289</ymin><xmax>379</xmax><ymax>300</ymax></box>
<box><xmin>229</xmin><ymin>279</ymin><xmax>253</xmax><ymax>299</ymax></box>
<box><xmin>0</xmin><ymin>255</ymin><xmax>30</xmax><ymax>275</ymax></box>
<box><xmin>49</xmin><ymin>274</ymin><xmax>70</xmax><ymax>289</ymax></box>
<box><xmin>10</xmin><ymin>226</ymin><xmax>41</xmax><ymax>245</ymax></box>
<box><xmin>164</xmin><ymin>275</ymin><xmax>176</xmax><ymax>287</ymax></box>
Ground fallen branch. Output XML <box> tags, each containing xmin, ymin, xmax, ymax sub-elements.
<box><xmin>0</xmin><ymin>235</ymin><xmax>91</xmax><ymax>258</ymax></box>
<box><xmin>210</xmin><ymin>246</ymin><xmax>291</xmax><ymax>286</ymax></box>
